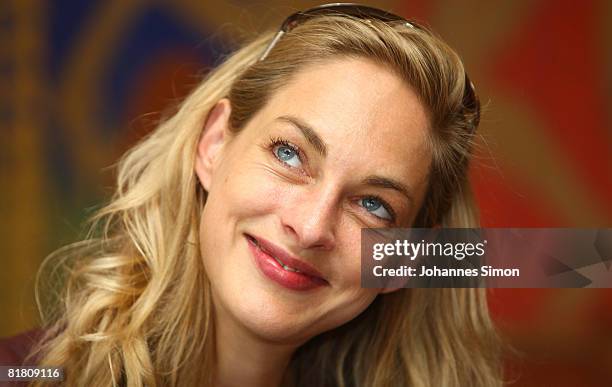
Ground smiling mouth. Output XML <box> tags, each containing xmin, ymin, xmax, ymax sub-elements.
<box><xmin>245</xmin><ymin>233</ymin><xmax>329</xmax><ymax>290</ymax></box>
<box><xmin>245</xmin><ymin>234</ymin><xmax>302</xmax><ymax>273</ymax></box>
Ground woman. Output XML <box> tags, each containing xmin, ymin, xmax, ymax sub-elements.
<box><xmin>15</xmin><ymin>4</ymin><xmax>501</xmax><ymax>386</ymax></box>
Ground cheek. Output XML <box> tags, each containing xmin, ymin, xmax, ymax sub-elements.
<box><xmin>313</xmin><ymin>235</ymin><xmax>378</xmax><ymax>331</ymax></box>
<box><xmin>316</xmin><ymin>288</ymin><xmax>379</xmax><ymax>335</ymax></box>
<box><xmin>335</xmin><ymin>229</ymin><xmax>363</xmax><ymax>284</ymax></box>
<box><xmin>207</xmin><ymin>156</ymin><xmax>285</xmax><ymax>218</ymax></box>
<box><xmin>222</xmin><ymin>166</ymin><xmax>287</xmax><ymax>219</ymax></box>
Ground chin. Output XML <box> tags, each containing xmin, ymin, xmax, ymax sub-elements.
<box><xmin>228</xmin><ymin>288</ymin><xmax>325</xmax><ymax>344</ymax></box>
<box><xmin>228</xmin><ymin>287</ymin><xmax>374</xmax><ymax>347</ymax></box>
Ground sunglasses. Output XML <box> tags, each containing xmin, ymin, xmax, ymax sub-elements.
<box><xmin>259</xmin><ymin>3</ymin><xmax>480</xmax><ymax>129</ymax></box>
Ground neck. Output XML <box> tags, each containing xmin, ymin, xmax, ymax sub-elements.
<box><xmin>213</xmin><ymin>306</ymin><xmax>299</xmax><ymax>387</ymax></box>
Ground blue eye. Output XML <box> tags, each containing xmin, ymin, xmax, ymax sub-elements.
<box><xmin>361</xmin><ymin>197</ymin><xmax>393</xmax><ymax>221</ymax></box>
<box><xmin>273</xmin><ymin>143</ymin><xmax>302</xmax><ymax>168</ymax></box>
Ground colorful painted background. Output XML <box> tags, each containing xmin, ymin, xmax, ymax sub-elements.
<box><xmin>1</xmin><ymin>0</ymin><xmax>611</xmax><ymax>385</ymax></box>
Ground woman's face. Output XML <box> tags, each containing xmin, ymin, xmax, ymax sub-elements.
<box><xmin>195</xmin><ymin>58</ymin><xmax>431</xmax><ymax>345</ymax></box>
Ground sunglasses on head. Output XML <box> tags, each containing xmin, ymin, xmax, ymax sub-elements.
<box><xmin>259</xmin><ymin>3</ymin><xmax>480</xmax><ymax>129</ymax></box>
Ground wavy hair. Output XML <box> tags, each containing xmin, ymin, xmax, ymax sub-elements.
<box><xmin>31</xmin><ymin>14</ymin><xmax>502</xmax><ymax>387</ymax></box>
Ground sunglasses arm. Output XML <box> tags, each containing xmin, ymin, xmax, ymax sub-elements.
<box><xmin>260</xmin><ymin>31</ymin><xmax>286</xmax><ymax>61</ymax></box>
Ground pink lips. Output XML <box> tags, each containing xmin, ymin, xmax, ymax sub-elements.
<box><xmin>245</xmin><ymin>233</ymin><xmax>328</xmax><ymax>291</ymax></box>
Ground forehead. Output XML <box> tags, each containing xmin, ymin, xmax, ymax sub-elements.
<box><xmin>249</xmin><ymin>57</ymin><xmax>431</xmax><ymax>184</ymax></box>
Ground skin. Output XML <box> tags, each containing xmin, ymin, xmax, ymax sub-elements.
<box><xmin>194</xmin><ymin>58</ymin><xmax>432</xmax><ymax>387</ymax></box>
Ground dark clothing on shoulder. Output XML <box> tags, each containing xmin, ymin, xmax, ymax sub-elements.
<box><xmin>0</xmin><ymin>329</ymin><xmax>43</xmax><ymax>366</ymax></box>
<box><xmin>0</xmin><ymin>329</ymin><xmax>44</xmax><ymax>387</ymax></box>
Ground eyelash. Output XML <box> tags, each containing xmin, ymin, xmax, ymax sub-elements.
<box><xmin>266</xmin><ymin>136</ymin><xmax>304</xmax><ymax>164</ymax></box>
<box><xmin>265</xmin><ymin>136</ymin><xmax>397</xmax><ymax>224</ymax></box>
<box><xmin>362</xmin><ymin>195</ymin><xmax>397</xmax><ymax>224</ymax></box>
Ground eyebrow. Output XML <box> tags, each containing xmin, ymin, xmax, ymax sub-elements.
<box><xmin>363</xmin><ymin>175</ymin><xmax>416</xmax><ymax>207</ymax></box>
<box><xmin>275</xmin><ymin>115</ymin><xmax>328</xmax><ymax>157</ymax></box>
<box><xmin>274</xmin><ymin>115</ymin><xmax>416</xmax><ymax>206</ymax></box>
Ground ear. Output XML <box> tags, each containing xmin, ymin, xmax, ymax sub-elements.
<box><xmin>195</xmin><ymin>98</ymin><xmax>232</xmax><ymax>191</ymax></box>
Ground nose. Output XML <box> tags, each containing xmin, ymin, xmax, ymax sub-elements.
<box><xmin>280</xmin><ymin>184</ymin><xmax>339</xmax><ymax>251</ymax></box>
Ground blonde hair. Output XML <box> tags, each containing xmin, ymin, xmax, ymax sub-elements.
<box><xmin>31</xmin><ymin>14</ymin><xmax>502</xmax><ymax>387</ymax></box>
